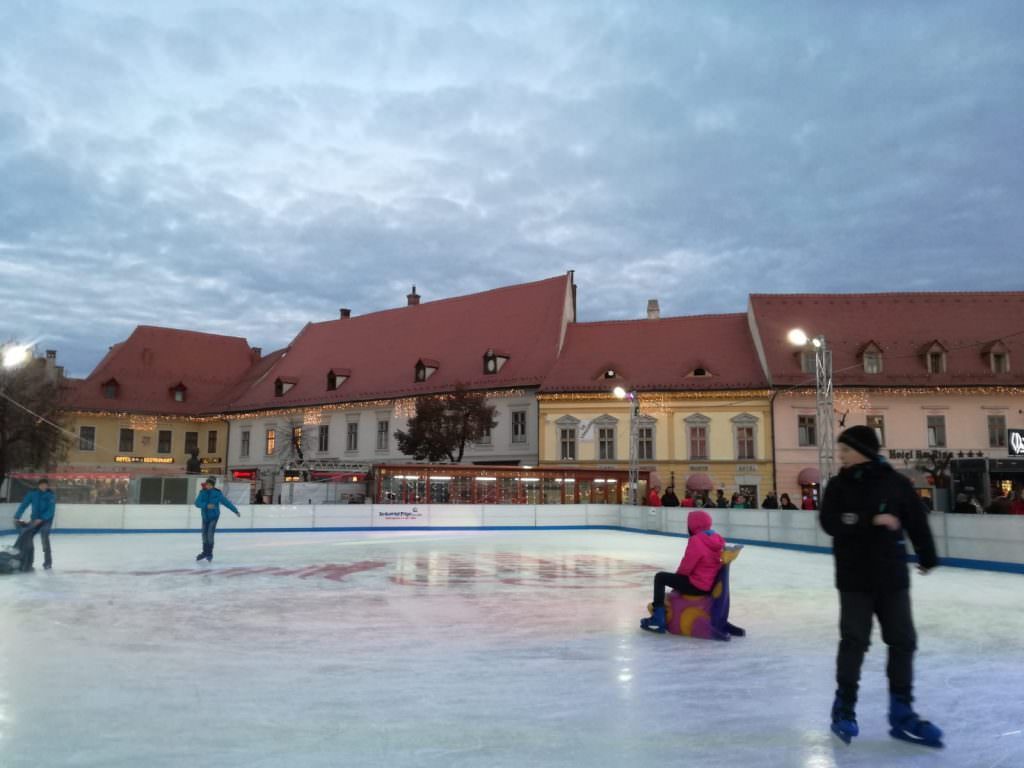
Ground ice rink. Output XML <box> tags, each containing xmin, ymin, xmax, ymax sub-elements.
<box><xmin>1</xmin><ymin>529</ymin><xmax>1021</xmax><ymax>768</ymax></box>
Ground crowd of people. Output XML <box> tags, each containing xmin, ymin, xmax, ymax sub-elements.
<box><xmin>647</xmin><ymin>485</ymin><xmax>818</xmax><ymax>510</ymax></box>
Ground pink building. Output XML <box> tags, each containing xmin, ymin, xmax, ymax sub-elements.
<box><xmin>748</xmin><ymin>292</ymin><xmax>1024</xmax><ymax>511</ymax></box>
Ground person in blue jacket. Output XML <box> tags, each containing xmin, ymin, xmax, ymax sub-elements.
<box><xmin>194</xmin><ymin>477</ymin><xmax>240</xmax><ymax>562</ymax></box>
<box><xmin>14</xmin><ymin>478</ymin><xmax>57</xmax><ymax>571</ymax></box>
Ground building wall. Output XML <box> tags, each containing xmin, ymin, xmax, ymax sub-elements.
<box><xmin>773</xmin><ymin>391</ymin><xmax>1024</xmax><ymax>499</ymax></box>
<box><xmin>538</xmin><ymin>393</ymin><xmax>773</xmax><ymax>502</ymax></box>
<box><xmin>62</xmin><ymin>412</ymin><xmax>230</xmax><ymax>474</ymax></box>
<box><xmin>226</xmin><ymin>393</ymin><xmax>541</xmax><ymax>494</ymax></box>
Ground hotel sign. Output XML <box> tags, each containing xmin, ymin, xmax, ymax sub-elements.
<box><xmin>115</xmin><ymin>456</ymin><xmax>175</xmax><ymax>464</ymax></box>
<box><xmin>1010</xmin><ymin>430</ymin><xmax>1024</xmax><ymax>457</ymax></box>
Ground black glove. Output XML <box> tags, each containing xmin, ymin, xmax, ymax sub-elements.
<box><xmin>14</xmin><ymin>520</ymin><xmax>27</xmax><ymax>528</ymax></box>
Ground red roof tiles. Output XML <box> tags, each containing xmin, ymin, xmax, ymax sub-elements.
<box><xmin>539</xmin><ymin>314</ymin><xmax>769</xmax><ymax>392</ymax></box>
<box><xmin>748</xmin><ymin>292</ymin><xmax>1024</xmax><ymax>386</ymax></box>
<box><xmin>62</xmin><ymin>326</ymin><xmax>259</xmax><ymax>415</ymax></box>
<box><xmin>222</xmin><ymin>274</ymin><xmax>575</xmax><ymax>411</ymax></box>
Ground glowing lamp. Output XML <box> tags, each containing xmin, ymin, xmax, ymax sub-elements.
<box><xmin>787</xmin><ymin>329</ymin><xmax>809</xmax><ymax>347</ymax></box>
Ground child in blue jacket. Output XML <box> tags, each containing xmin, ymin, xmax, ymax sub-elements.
<box><xmin>14</xmin><ymin>478</ymin><xmax>57</xmax><ymax>571</ymax></box>
<box><xmin>194</xmin><ymin>477</ymin><xmax>240</xmax><ymax>562</ymax></box>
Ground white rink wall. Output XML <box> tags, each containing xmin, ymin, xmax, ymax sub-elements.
<box><xmin>2</xmin><ymin>503</ymin><xmax>1022</xmax><ymax>570</ymax></box>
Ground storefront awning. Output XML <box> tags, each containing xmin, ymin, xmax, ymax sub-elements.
<box><xmin>686</xmin><ymin>473</ymin><xmax>714</xmax><ymax>492</ymax></box>
<box><xmin>797</xmin><ymin>467</ymin><xmax>821</xmax><ymax>486</ymax></box>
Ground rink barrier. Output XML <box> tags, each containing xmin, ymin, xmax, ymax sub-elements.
<box><xmin>2</xmin><ymin>503</ymin><xmax>1022</xmax><ymax>574</ymax></box>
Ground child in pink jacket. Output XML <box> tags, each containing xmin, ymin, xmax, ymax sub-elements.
<box><xmin>643</xmin><ymin>509</ymin><xmax>725</xmax><ymax>633</ymax></box>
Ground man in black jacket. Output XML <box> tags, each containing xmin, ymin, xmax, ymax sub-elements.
<box><xmin>820</xmin><ymin>425</ymin><xmax>943</xmax><ymax>748</ymax></box>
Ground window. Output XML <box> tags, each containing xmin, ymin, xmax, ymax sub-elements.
<box><xmin>158</xmin><ymin>430</ymin><xmax>173</xmax><ymax>454</ymax></box>
<box><xmin>598</xmin><ymin>427</ymin><xmax>616</xmax><ymax>460</ymax></box>
<box><xmin>292</xmin><ymin>426</ymin><xmax>303</xmax><ymax>450</ymax></box>
<box><xmin>798</xmin><ymin>415</ymin><xmax>818</xmax><ymax>447</ymax></box>
<box><xmin>102</xmin><ymin>379</ymin><xmax>119</xmax><ymax>399</ymax></box>
<box><xmin>863</xmin><ymin>351</ymin><xmax>883</xmax><ymax>374</ymax></box>
<box><xmin>207</xmin><ymin>430</ymin><xmax>217</xmax><ymax>454</ymax></box>
<box><xmin>318</xmin><ymin>425</ymin><xmax>330</xmax><ymax>452</ymax></box>
<box><xmin>274</xmin><ymin>378</ymin><xmax>295</xmax><ymax>396</ymax></box>
<box><xmin>376</xmin><ymin>420</ymin><xmax>389</xmax><ymax>451</ymax></box>
<box><xmin>184</xmin><ymin>431</ymin><xmax>199</xmax><ymax>455</ymax></box>
<box><xmin>926</xmin><ymin>350</ymin><xmax>946</xmax><ymax>374</ymax></box>
<box><xmin>414</xmin><ymin>360</ymin><xmax>438</xmax><ymax>382</ymax></box>
<box><xmin>347</xmin><ymin>422</ymin><xmax>359</xmax><ymax>452</ymax></box>
<box><xmin>79</xmin><ymin>426</ymin><xmax>96</xmax><ymax>451</ymax></box>
<box><xmin>638</xmin><ymin>426</ymin><xmax>654</xmax><ymax>460</ymax></box>
<box><xmin>927</xmin><ymin>415</ymin><xmax>947</xmax><ymax>448</ymax></box>
<box><xmin>800</xmin><ymin>351</ymin><xmax>816</xmax><ymax>374</ymax></box>
<box><xmin>689</xmin><ymin>426</ymin><xmax>708</xmax><ymax>459</ymax></box>
<box><xmin>866</xmin><ymin>415</ymin><xmax>886</xmax><ymax>447</ymax></box>
<box><xmin>483</xmin><ymin>350</ymin><xmax>509</xmax><ymax>375</ymax></box>
<box><xmin>479</xmin><ymin>422</ymin><xmax>492</xmax><ymax>445</ymax></box>
<box><xmin>172</xmin><ymin>386</ymin><xmax>186</xmax><ymax>402</ymax></box>
<box><xmin>118</xmin><ymin>428</ymin><xmax>134</xmax><ymax>453</ymax></box>
<box><xmin>512</xmin><ymin>411</ymin><xmax>527</xmax><ymax>443</ymax></box>
<box><xmin>992</xmin><ymin>353</ymin><xmax>1010</xmax><ymax>374</ymax></box>
<box><xmin>559</xmin><ymin>428</ymin><xmax>577</xmax><ymax>460</ymax></box>
<box><xmin>240</xmin><ymin>429</ymin><xmax>251</xmax><ymax>458</ymax></box>
<box><xmin>265</xmin><ymin>429</ymin><xmax>276</xmax><ymax>455</ymax></box>
<box><xmin>989</xmin><ymin>414</ymin><xmax>1007</xmax><ymax>448</ymax></box>
<box><xmin>732</xmin><ymin>413</ymin><xmax>757</xmax><ymax>460</ymax></box>
<box><xmin>326</xmin><ymin>369</ymin><xmax>350</xmax><ymax>390</ymax></box>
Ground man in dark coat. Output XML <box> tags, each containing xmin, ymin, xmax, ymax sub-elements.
<box><xmin>820</xmin><ymin>425</ymin><xmax>942</xmax><ymax>748</ymax></box>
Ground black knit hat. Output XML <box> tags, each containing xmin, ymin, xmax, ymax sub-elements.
<box><xmin>838</xmin><ymin>425</ymin><xmax>881</xmax><ymax>459</ymax></box>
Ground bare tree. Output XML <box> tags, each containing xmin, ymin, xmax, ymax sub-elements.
<box><xmin>0</xmin><ymin>358</ymin><xmax>67</xmax><ymax>492</ymax></box>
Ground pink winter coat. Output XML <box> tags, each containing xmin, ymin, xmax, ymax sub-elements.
<box><xmin>675</xmin><ymin>509</ymin><xmax>725</xmax><ymax>592</ymax></box>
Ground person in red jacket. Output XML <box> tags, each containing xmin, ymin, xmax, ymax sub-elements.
<box><xmin>646</xmin><ymin>485</ymin><xmax>663</xmax><ymax>507</ymax></box>
<box><xmin>642</xmin><ymin>510</ymin><xmax>725</xmax><ymax>633</ymax></box>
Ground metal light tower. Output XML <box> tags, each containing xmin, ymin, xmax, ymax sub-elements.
<box><xmin>789</xmin><ymin>330</ymin><xmax>835</xmax><ymax>492</ymax></box>
<box><xmin>614</xmin><ymin>386</ymin><xmax>640</xmax><ymax>505</ymax></box>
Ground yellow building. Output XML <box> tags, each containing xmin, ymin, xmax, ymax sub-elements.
<box><xmin>537</xmin><ymin>313</ymin><xmax>774</xmax><ymax>504</ymax></box>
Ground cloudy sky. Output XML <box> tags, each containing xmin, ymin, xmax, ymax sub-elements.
<box><xmin>1</xmin><ymin>1</ymin><xmax>1021</xmax><ymax>375</ymax></box>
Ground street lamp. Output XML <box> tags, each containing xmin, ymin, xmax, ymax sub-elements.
<box><xmin>2</xmin><ymin>344</ymin><xmax>30</xmax><ymax>370</ymax></box>
<box><xmin>613</xmin><ymin>386</ymin><xmax>640</xmax><ymax>504</ymax></box>
<box><xmin>789</xmin><ymin>329</ymin><xmax>835</xmax><ymax>491</ymax></box>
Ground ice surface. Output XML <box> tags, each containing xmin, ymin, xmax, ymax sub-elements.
<box><xmin>0</xmin><ymin>529</ymin><xmax>1021</xmax><ymax>768</ymax></box>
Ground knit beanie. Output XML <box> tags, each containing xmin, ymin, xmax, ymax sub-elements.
<box><xmin>837</xmin><ymin>425</ymin><xmax>881</xmax><ymax>460</ymax></box>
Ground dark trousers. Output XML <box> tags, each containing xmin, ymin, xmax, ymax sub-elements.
<box><xmin>836</xmin><ymin>589</ymin><xmax>917</xmax><ymax>704</ymax></box>
<box><xmin>201</xmin><ymin>517</ymin><xmax>219</xmax><ymax>556</ymax></box>
<box><xmin>653</xmin><ymin>571</ymin><xmax>710</xmax><ymax>606</ymax></box>
<box><xmin>17</xmin><ymin>520</ymin><xmax>53</xmax><ymax>570</ymax></box>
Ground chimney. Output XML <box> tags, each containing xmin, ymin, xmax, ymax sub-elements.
<box><xmin>251</xmin><ymin>346</ymin><xmax>262</xmax><ymax>359</ymax></box>
<box><xmin>339</xmin><ymin>308</ymin><xmax>351</xmax><ymax>319</ymax></box>
<box><xmin>647</xmin><ymin>299</ymin><xmax>660</xmax><ymax>320</ymax></box>
<box><xmin>407</xmin><ymin>286</ymin><xmax>421</xmax><ymax>306</ymax></box>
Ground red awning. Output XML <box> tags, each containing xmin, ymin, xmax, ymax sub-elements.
<box><xmin>797</xmin><ymin>467</ymin><xmax>821</xmax><ymax>486</ymax></box>
<box><xmin>685</xmin><ymin>473</ymin><xmax>714</xmax><ymax>492</ymax></box>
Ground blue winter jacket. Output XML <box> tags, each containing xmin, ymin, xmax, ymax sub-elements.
<box><xmin>194</xmin><ymin>488</ymin><xmax>239</xmax><ymax>522</ymax></box>
<box><xmin>15</xmin><ymin>489</ymin><xmax>57</xmax><ymax>522</ymax></box>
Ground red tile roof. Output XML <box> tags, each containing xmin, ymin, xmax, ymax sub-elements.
<box><xmin>748</xmin><ymin>292</ymin><xmax>1024</xmax><ymax>386</ymax></box>
<box><xmin>223</xmin><ymin>274</ymin><xmax>575</xmax><ymax>412</ymax></box>
<box><xmin>539</xmin><ymin>314</ymin><xmax>769</xmax><ymax>393</ymax></box>
<box><xmin>62</xmin><ymin>326</ymin><xmax>260</xmax><ymax>415</ymax></box>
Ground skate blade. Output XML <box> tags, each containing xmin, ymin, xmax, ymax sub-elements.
<box><xmin>889</xmin><ymin>728</ymin><xmax>943</xmax><ymax>748</ymax></box>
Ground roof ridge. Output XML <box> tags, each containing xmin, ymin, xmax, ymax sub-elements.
<box><xmin>132</xmin><ymin>324</ymin><xmax>252</xmax><ymax>342</ymax></box>
<box><xmin>751</xmin><ymin>291</ymin><xmax>1024</xmax><ymax>300</ymax></box>
<box><xmin>571</xmin><ymin>312</ymin><xmax>746</xmax><ymax>327</ymax></box>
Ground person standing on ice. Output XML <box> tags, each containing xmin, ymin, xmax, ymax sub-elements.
<box><xmin>641</xmin><ymin>509</ymin><xmax>724</xmax><ymax>633</ymax></box>
<box><xmin>13</xmin><ymin>478</ymin><xmax>56</xmax><ymax>570</ymax></box>
<box><xmin>820</xmin><ymin>425</ymin><xmax>942</xmax><ymax>748</ymax></box>
<box><xmin>194</xmin><ymin>477</ymin><xmax>240</xmax><ymax>562</ymax></box>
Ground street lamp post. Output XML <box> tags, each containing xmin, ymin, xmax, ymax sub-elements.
<box><xmin>614</xmin><ymin>386</ymin><xmax>640</xmax><ymax>505</ymax></box>
<box><xmin>789</xmin><ymin>329</ymin><xmax>835</xmax><ymax>491</ymax></box>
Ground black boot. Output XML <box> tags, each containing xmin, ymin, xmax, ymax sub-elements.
<box><xmin>196</xmin><ymin>552</ymin><xmax>208</xmax><ymax>562</ymax></box>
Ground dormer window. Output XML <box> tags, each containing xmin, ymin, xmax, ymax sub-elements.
<box><xmin>923</xmin><ymin>342</ymin><xmax>947</xmax><ymax>374</ymax></box>
<box><xmin>799</xmin><ymin>350</ymin><xmax>816</xmax><ymax>374</ymax></box>
<box><xmin>984</xmin><ymin>341</ymin><xmax>1011</xmax><ymax>374</ymax></box>
<box><xmin>101</xmin><ymin>378</ymin><xmax>119</xmax><ymax>399</ymax></box>
<box><xmin>483</xmin><ymin>349</ymin><xmax>510</xmax><ymax>375</ymax></box>
<box><xmin>326</xmin><ymin>368</ymin><xmax>351</xmax><ymax>391</ymax></box>
<box><xmin>170</xmin><ymin>382</ymin><xmax>188</xmax><ymax>402</ymax></box>
<box><xmin>415</xmin><ymin>359</ymin><xmax>439</xmax><ymax>382</ymax></box>
<box><xmin>860</xmin><ymin>342</ymin><xmax>884</xmax><ymax>375</ymax></box>
<box><xmin>274</xmin><ymin>377</ymin><xmax>297</xmax><ymax>396</ymax></box>
<box><xmin>688</xmin><ymin>367</ymin><xmax>712</xmax><ymax>378</ymax></box>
